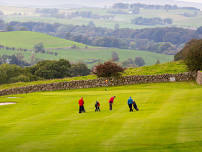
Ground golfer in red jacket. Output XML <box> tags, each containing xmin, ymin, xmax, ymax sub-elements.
<box><xmin>78</xmin><ymin>97</ymin><xmax>85</xmax><ymax>113</ymax></box>
<box><xmin>109</xmin><ymin>96</ymin><xmax>116</xmax><ymax>110</ymax></box>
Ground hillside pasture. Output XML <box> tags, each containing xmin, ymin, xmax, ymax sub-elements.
<box><xmin>0</xmin><ymin>82</ymin><xmax>202</xmax><ymax>152</ymax></box>
<box><xmin>0</xmin><ymin>47</ymin><xmax>173</xmax><ymax>67</ymax></box>
<box><xmin>0</xmin><ymin>31</ymin><xmax>87</xmax><ymax>49</ymax></box>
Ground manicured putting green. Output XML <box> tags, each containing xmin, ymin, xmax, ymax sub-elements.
<box><xmin>0</xmin><ymin>82</ymin><xmax>202</xmax><ymax>152</ymax></box>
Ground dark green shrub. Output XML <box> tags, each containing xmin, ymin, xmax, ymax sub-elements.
<box><xmin>0</xmin><ymin>64</ymin><xmax>35</xmax><ymax>84</ymax></box>
<box><xmin>30</xmin><ymin>59</ymin><xmax>71</xmax><ymax>79</ymax></box>
<box><xmin>71</xmin><ymin>63</ymin><xmax>90</xmax><ymax>76</ymax></box>
<box><xmin>134</xmin><ymin>57</ymin><xmax>145</xmax><ymax>67</ymax></box>
<box><xmin>10</xmin><ymin>75</ymin><xmax>31</xmax><ymax>83</ymax></box>
<box><xmin>94</xmin><ymin>61</ymin><xmax>124</xmax><ymax>77</ymax></box>
<box><xmin>34</xmin><ymin>42</ymin><xmax>45</xmax><ymax>53</ymax></box>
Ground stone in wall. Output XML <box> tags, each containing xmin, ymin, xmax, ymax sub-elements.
<box><xmin>196</xmin><ymin>71</ymin><xmax>202</xmax><ymax>85</ymax></box>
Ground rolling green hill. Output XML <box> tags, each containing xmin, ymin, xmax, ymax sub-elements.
<box><xmin>0</xmin><ymin>31</ymin><xmax>173</xmax><ymax>67</ymax></box>
<box><xmin>0</xmin><ymin>31</ymin><xmax>87</xmax><ymax>49</ymax></box>
<box><xmin>0</xmin><ymin>47</ymin><xmax>173</xmax><ymax>68</ymax></box>
<box><xmin>0</xmin><ymin>82</ymin><xmax>202</xmax><ymax>152</ymax></box>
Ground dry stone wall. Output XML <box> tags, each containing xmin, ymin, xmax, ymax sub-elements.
<box><xmin>196</xmin><ymin>71</ymin><xmax>202</xmax><ymax>85</ymax></box>
<box><xmin>0</xmin><ymin>72</ymin><xmax>195</xmax><ymax>96</ymax></box>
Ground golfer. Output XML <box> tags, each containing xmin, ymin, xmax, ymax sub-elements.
<box><xmin>78</xmin><ymin>97</ymin><xmax>85</xmax><ymax>113</ymax></box>
<box><xmin>95</xmin><ymin>101</ymin><xmax>100</xmax><ymax>112</ymax></box>
<box><xmin>128</xmin><ymin>97</ymin><xmax>133</xmax><ymax>112</ymax></box>
<box><xmin>108</xmin><ymin>96</ymin><xmax>116</xmax><ymax>110</ymax></box>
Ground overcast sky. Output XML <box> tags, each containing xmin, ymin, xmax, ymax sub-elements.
<box><xmin>1</xmin><ymin>0</ymin><xmax>202</xmax><ymax>4</ymax></box>
<box><xmin>0</xmin><ymin>0</ymin><xmax>202</xmax><ymax>7</ymax></box>
<box><xmin>180</xmin><ymin>0</ymin><xmax>202</xmax><ymax>2</ymax></box>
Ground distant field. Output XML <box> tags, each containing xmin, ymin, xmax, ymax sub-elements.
<box><xmin>0</xmin><ymin>31</ymin><xmax>173</xmax><ymax>68</ymax></box>
<box><xmin>0</xmin><ymin>61</ymin><xmax>186</xmax><ymax>90</ymax></box>
<box><xmin>0</xmin><ymin>82</ymin><xmax>202</xmax><ymax>152</ymax></box>
<box><xmin>0</xmin><ymin>31</ymin><xmax>87</xmax><ymax>49</ymax></box>
<box><xmin>0</xmin><ymin>47</ymin><xmax>173</xmax><ymax>67</ymax></box>
<box><xmin>0</xmin><ymin>6</ymin><xmax>36</xmax><ymax>15</ymax></box>
<box><xmin>3</xmin><ymin>7</ymin><xmax>202</xmax><ymax>29</ymax></box>
<box><xmin>0</xmin><ymin>31</ymin><xmax>173</xmax><ymax>66</ymax></box>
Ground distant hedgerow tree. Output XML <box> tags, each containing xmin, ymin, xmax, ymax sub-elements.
<box><xmin>155</xmin><ymin>59</ymin><xmax>160</xmax><ymax>64</ymax></box>
<box><xmin>114</xmin><ymin>24</ymin><xmax>120</xmax><ymax>30</ymax></box>
<box><xmin>94</xmin><ymin>61</ymin><xmax>124</xmax><ymax>77</ymax></box>
<box><xmin>0</xmin><ymin>64</ymin><xmax>36</xmax><ymax>84</ymax></box>
<box><xmin>30</xmin><ymin>59</ymin><xmax>71</xmax><ymax>79</ymax></box>
<box><xmin>88</xmin><ymin>21</ymin><xmax>96</xmax><ymax>28</ymax></box>
<box><xmin>175</xmin><ymin>39</ymin><xmax>202</xmax><ymax>71</ymax></box>
<box><xmin>71</xmin><ymin>63</ymin><xmax>91</xmax><ymax>76</ymax></box>
<box><xmin>134</xmin><ymin>57</ymin><xmax>145</xmax><ymax>67</ymax></box>
<box><xmin>34</xmin><ymin>42</ymin><xmax>45</xmax><ymax>53</ymax></box>
<box><xmin>122</xmin><ymin>58</ymin><xmax>136</xmax><ymax>68</ymax></box>
<box><xmin>112</xmin><ymin>51</ymin><xmax>119</xmax><ymax>62</ymax></box>
<box><xmin>0</xmin><ymin>55</ymin><xmax>29</xmax><ymax>67</ymax></box>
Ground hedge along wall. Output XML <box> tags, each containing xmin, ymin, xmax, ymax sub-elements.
<box><xmin>0</xmin><ymin>72</ymin><xmax>196</xmax><ymax>96</ymax></box>
<box><xmin>196</xmin><ymin>71</ymin><xmax>202</xmax><ymax>85</ymax></box>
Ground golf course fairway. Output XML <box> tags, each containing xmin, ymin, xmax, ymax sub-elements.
<box><xmin>0</xmin><ymin>82</ymin><xmax>202</xmax><ymax>152</ymax></box>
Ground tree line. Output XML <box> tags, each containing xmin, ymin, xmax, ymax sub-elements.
<box><xmin>131</xmin><ymin>17</ymin><xmax>173</xmax><ymax>26</ymax></box>
<box><xmin>1</xmin><ymin>20</ymin><xmax>202</xmax><ymax>54</ymax></box>
<box><xmin>35</xmin><ymin>8</ymin><xmax>114</xmax><ymax>20</ymax></box>
<box><xmin>112</xmin><ymin>3</ymin><xmax>200</xmax><ymax>11</ymax></box>
<box><xmin>0</xmin><ymin>59</ymin><xmax>90</xmax><ymax>84</ymax></box>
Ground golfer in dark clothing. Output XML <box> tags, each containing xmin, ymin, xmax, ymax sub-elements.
<box><xmin>108</xmin><ymin>96</ymin><xmax>115</xmax><ymax>110</ymax></box>
<box><xmin>95</xmin><ymin>101</ymin><xmax>100</xmax><ymax>112</ymax></box>
<box><xmin>78</xmin><ymin>97</ymin><xmax>85</xmax><ymax>113</ymax></box>
<box><xmin>133</xmin><ymin>100</ymin><xmax>139</xmax><ymax>111</ymax></box>
<box><xmin>128</xmin><ymin>97</ymin><xmax>133</xmax><ymax>112</ymax></box>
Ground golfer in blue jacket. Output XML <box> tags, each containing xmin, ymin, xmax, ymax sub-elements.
<box><xmin>128</xmin><ymin>97</ymin><xmax>133</xmax><ymax>112</ymax></box>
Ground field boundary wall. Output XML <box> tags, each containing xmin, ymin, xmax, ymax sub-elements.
<box><xmin>0</xmin><ymin>72</ymin><xmax>196</xmax><ymax>96</ymax></box>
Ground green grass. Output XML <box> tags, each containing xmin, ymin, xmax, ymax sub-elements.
<box><xmin>123</xmin><ymin>61</ymin><xmax>188</xmax><ymax>76</ymax></box>
<box><xmin>0</xmin><ymin>82</ymin><xmax>202</xmax><ymax>152</ymax></box>
<box><xmin>0</xmin><ymin>31</ymin><xmax>87</xmax><ymax>49</ymax></box>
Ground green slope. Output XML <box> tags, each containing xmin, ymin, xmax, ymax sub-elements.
<box><xmin>123</xmin><ymin>61</ymin><xmax>188</xmax><ymax>76</ymax></box>
<box><xmin>0</xmin><ymin>82</ymin><xmax>202</xmax><ymax>152</ymax></box>
<box><xmin>0</xmin><ymin>47</ymin><xmax>173</xmax><ymax>68</ymax></box>
<box><xmin>0</xmin><ymin>31</ymin><xmax>87</xmax><ymax>49</ymax></box>
<box><xmin>0</xmin><ymin>31</ymin><xmax>173</xmax><ymax>67</ymax></box>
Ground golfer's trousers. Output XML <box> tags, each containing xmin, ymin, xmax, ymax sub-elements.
<box><xmin>128</xmin><ymin>104</ymin><xmax>133</xmax><ymax>112</ymax></box>
<box><xmin>79</xmin><ymin>106</ymin><xmax>84</xmax><ymax>113</ymax></box>
<box><xmin>109</xmin><ymin>103</ymin><xmax>112</xmax><ymax>110</ymax></box>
